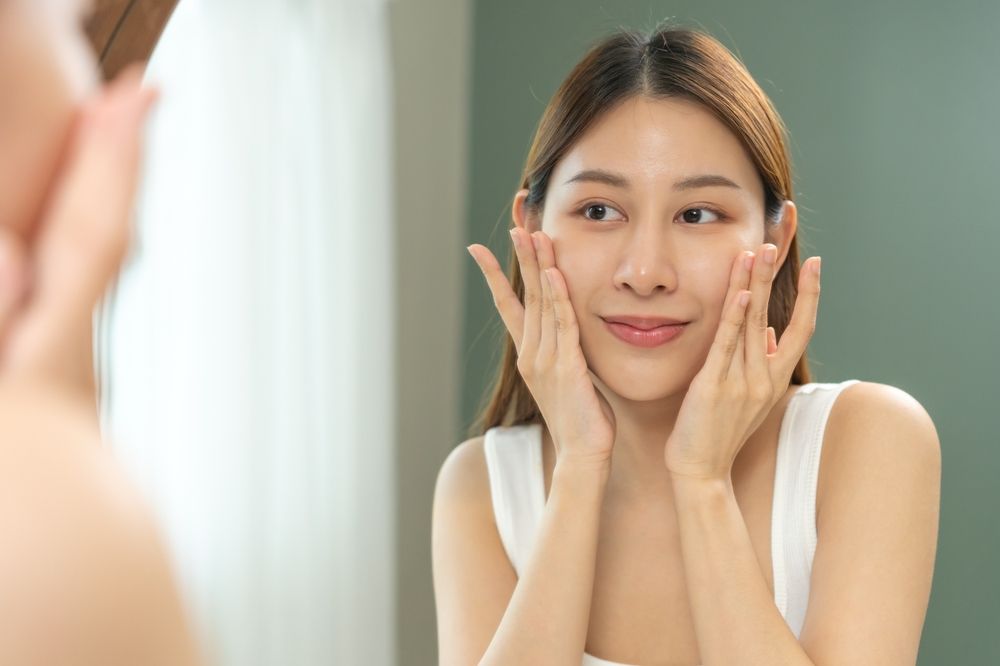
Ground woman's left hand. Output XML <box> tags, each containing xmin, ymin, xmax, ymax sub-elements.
<box><xmin>663</xmin><ymin>243</ymin><xmax>822</xmax><ymax>482</ymax></box>
<box><xmin>0</xmin><ymin>65</ymin><xmax>157</xmax><ymax>397</ymax></box>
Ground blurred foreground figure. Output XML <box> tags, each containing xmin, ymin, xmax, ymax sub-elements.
<box><xmin>0</xmin><ymin>1</ymin><xmax>203</xmax><ymax>663</ymax></box>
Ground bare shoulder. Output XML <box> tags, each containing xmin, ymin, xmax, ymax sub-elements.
<box><xmin>434</xmin><ymin>434</ymin><xmax>491</xmax><ymax>509</ymax></box>
<box><xmin>433</xmin><ymin>434</ymin><xmax>517</xmax><ymax>666</ymax></box>
<box><xmin>0</xmin><ymin>383</ymin><xmax>203</xmax><ymax>666</ymax></box>
<box><xmin>432</xmin><ymin>433</ymin><xmax>508</xmax><ymax>563</ymax></box>
<box><xmin>829</xmin><ymin>380</ymin><xmax>938</xmax><ymax>440</ymax></box>
<box><xmin>801</xmin><ymin>382</ymin><xmax>942</xmax><ymax>662</ymax></box>
<box><xmin>818</xmin><ymin>379</ymin><xmax>941</xmax><ymax>528</ymax></box>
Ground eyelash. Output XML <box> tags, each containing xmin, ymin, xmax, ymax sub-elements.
<box><xmin>679</xmin><ymin>206</ymin><xmax>729</xmax><ymax>225</ymax></box>
<box><xmin>575</xmin><ymin>202</ymin><xmax>729</xmax><ymax>225</ymax></box>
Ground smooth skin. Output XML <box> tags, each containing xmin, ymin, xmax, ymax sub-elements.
<box><xmin>0</xmin><ymin>1</ymin><xmax>203</xmax><ymax>664</ymax></box>
<box><xmin>434</xmin><ymin>96</ymin><xmax>940</xmax><ymax>665</ymax></box>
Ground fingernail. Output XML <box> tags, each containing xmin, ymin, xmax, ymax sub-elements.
<box><xmin>743</xmin><ymin>252</ymin><xmax>754</xmax><ymax>271</ymax></box>
<box><xmin>509</xmin><ymin>228</ymin><xmax>519</xmax><ymax>247</ymax></box>
<box><xmin>813</xmin><ymin>256</ymin><xmax>821</xmax><ymax>276</ymax></box>
<box><xmin>763</xmin><ymin>245</ymin><xmax>777</xmax><ymax>264</ymax></box>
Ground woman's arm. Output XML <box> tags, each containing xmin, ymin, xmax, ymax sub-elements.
<box><xmin>669</xmin><ymin>382</ymin><xmax>939</xmax><ymax>666</ymax></box>
<box><xmin>450</xmin><ymin>219</ymin><xmax>620</xmax><ymax>664</ymax></box>
<box><xmin>433</xmin><ymin>438</ymin><xmax>609</xmax><ymax>666</ymax></box>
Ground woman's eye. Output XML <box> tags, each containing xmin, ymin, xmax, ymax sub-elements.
<box><xmin>582</xmin><ymin>203</ymin><xmax>625</xmax><ymax>221</ymax></box>
<box><xmin>680</xmin><ymin>207</ymin><xmax>722</xmax><ymax>224</ymax></box>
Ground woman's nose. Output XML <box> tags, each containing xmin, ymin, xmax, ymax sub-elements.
<box><xmin>611</xmin><ymin>222</ymin><xmax>678</xmax><ymax>296</ymax></box>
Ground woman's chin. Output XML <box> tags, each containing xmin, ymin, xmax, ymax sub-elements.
<box><xmin>589</xmin><ymin>360</ymin><xmax>695</xmax><ymax>404</ymax></box>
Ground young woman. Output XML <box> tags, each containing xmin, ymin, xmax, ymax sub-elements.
<box><xmin>0</xmin><ymin>1</ymin><xmax>202</xmax><ymax>663</ymax></box>
<box><xmin>434</xmin><ymin>27</ymin><xmax>941</xmax><ymax>666</ymax></box>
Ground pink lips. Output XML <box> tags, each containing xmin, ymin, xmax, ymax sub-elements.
<box><xmin>602</xmin><ymin>315</ymin><xmax>689</xmax><ymax>348</ymax></box>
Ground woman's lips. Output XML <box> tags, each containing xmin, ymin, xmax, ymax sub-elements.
<box><xmin>603</xmin><ymin>319</ymin><xmax>688</xmax><ymax>348</ymax></box>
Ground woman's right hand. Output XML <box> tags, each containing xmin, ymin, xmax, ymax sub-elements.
<box><xmin>467</xmin><ymin>227</ymin><xmax>616</xmax><ymax>473</ymax></box>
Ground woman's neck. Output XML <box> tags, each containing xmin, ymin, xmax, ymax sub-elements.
<box><xmin>599</xmin><ymin>389</ymin><xmax>686</xmax><ymax>500</ymax></box>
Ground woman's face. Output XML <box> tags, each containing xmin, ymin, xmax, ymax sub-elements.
<box><xmin>526</xmin><ymin>95</ymin><xmax>785</xmax><ymax>403</ymax></box>
<box><xmin>0</xmin><ymin>0</ymin><xmax>99</xmax><ymax>236</ymax></box>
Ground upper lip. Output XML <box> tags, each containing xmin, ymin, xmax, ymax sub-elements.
<box><xmin>601</xmin><ymin>315</ymin><xmax>689</xmax><ymax>330</ymax></box>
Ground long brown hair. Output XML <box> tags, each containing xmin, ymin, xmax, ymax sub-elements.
<box><xmin>470</xmin><ymin>26</ymin><xmax>812</xmax><ymax>437</ymax></box>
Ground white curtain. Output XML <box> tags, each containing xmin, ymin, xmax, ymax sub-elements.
<box><xmin>98</xmin><ymin>1</ymin><xmax>396</xmax><ymax>664</ymax></box>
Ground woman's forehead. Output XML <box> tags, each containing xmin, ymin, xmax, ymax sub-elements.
<box><xmin>552</xmin><ymin>97</ymin><xmax>762</xmax><ymax>195</ymax></box>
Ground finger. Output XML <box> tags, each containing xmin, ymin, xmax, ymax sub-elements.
<box><xmin>534</xmin><ymin>232</ymin><xmax>557</xmax><ymax>360</ymax></box>
<box><xmin>730</xmin><ymin>313</ymin><xmax>747</xmax><ymax>382</ymax></box>
<box><xmin>702</xmin><ymin>289</ymin><xmax>751</xmax><ymax>381</ymax></box>
<box><xmin>511</xmin><ymin>227</ymin><xmax>542</xmax><ymax>360</ymax></box>
<box><xmin>721</xmin><ymin>249</ymin><xmax>754</xmax><ymax>316</ymax></box>
<box><xmin>705</xmin><ymin>250</ymin><xmax>753</xmax><ymax>381</ymax></box>
<box><xmin>745</xmin><ymin>243</ymin><xmax>777</xmax><ymax>381</ymax></box>
<box><xmin>767</xmin><ymin>326</ymin><xmax>777</xmax><ymax>355</ymax></box>
<box><xmin>773</xmin><ymin>257</ymin><xmax>821</xmax><ymax>383</ymax></box>
<box><xmin>467</xmin><ymin>244</ymin><xmax>525</xmax><ymax>354</ymax></box>
<box><xmin>543</xmin><ymin>267</ymin><xmax>583</xmax><ymax>366</ymax></box>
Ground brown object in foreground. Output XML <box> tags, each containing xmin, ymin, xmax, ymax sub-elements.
<box><xmin>84</xmin><ymin>0</ymin><xmax>181</xmax><ymax>80</ymax></box>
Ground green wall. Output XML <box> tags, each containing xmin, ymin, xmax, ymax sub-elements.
<box><xmin>461</xmin><ymin>0</ymin><xmax>999</xmax><ymax>662</ymax></box>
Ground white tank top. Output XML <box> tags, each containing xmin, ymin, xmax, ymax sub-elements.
<box><xmin>483</xmin><ymin>379</ymin><xmax>860</xmax><ymax>666</ymax></box>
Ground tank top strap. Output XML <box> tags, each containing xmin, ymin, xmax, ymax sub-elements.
<box><xmin>483</xmin><ymin>423</ymin><xmax>547</xmax><ymax>576</ymax></box>
<box><xmin>771</xmin><ymin>379</ymin><xmax>862</xmax><ymax>637</ymax></box>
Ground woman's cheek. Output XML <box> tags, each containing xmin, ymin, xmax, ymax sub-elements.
<box><xmin>552</xmin><ymin>251</ymin><xmax>588</xmax><ymax>311</ymax></box>
<box><xmin>550</xmin><ymin>239</ymin><xmax>604</xmax><ymax>339</ymax></box>
<box><xmin>681</xmin><ymin>246</ymin><xmax>742</xmax><ymax>356</ymax></box>
<box><xmin>49</xmin><ymin>27</ymin><xmax>99</xmax><ymax>101</ymax></box>
<box><xmin>550</xmin><ymin>232</ymin><xmax>603</xmax><ymax>295</ymax></box>
<box><xmin>0</xmin><ymin>15</ymin><xmax>83</xmax><ymax>235</ymax></box>
<box><xmin>688</xmin><ymin>250</ymin><xmax>734</xmax><ymax>305</ymax></box>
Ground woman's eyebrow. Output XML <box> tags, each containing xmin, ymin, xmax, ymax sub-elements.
<box><xmin>563</xmin><ymin>170</ymin><xmax>742</xmax><ymax>191</ymax></box>
<box><xmin>673</xmin><ymin>174</ymin><xmax>742</xmax><ymax>191</ymax></box>
<box><xmin>563</xmin><ymin>169</ymin><xmax>629</xmax><ymax>188</ymax></box>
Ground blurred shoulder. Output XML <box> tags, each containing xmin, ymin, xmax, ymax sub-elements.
<box><xmin>0</xmin><ymin>381</ymin><xmax>202</xmax><ymax>665</ymax></box>
<box><xmin>0</xmin><ymin>381</ymin><xmax>139</xmax><ymax>517</ymax></box>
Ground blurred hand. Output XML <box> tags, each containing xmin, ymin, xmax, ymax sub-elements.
<box><xmin>0</xmin><ymin>64</ymin><xmax>157</xmax><ymax>403</ymax></box>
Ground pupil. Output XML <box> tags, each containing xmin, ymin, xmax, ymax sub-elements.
<box><xmin>684</xmin><ymin>209</ymin><xmax>701</xmax><ymax>223</ymax></box>
<box><xmin>590</xmin><ymin>205</ymin><xmax>606</xmax><ymax>219</ymax></box>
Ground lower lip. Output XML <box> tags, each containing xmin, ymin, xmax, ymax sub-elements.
<box><xmin>604</xmin><ymin>320</ymin><xmax>688</xmax><ymax>348</ymax></box>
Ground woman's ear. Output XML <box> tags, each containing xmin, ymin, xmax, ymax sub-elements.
<box><xmin>512</xmin><ymin>189</ymin><xmax>532</xmax><ymax>232</ymax></box>
<box><xmin>772</xmin><ymin>200</ymin><xmax>798</xmax><ymax>269</ymax></box>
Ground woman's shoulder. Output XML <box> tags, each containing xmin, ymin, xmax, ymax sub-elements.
<box><xmin>0</xmin><ymin>383</ymin><xmax>203</xmax><ymax>664</ymax></box>
<box><xmin>434</xmin><ymin>422</ymin><xmax>544</xmax><ymax>521</ymax></box>
<box><xmin>823</xmin><ymin>380</ymin><xmax>937</xmax><ymax>438</ymax></box>
<box><xmin>436</xmin><ymin>435</ymin><xmax>489</xmax><ymax>502</ymax></box>
<box><xmin>817</xmin><ymin>380</ymin><xmax>941</xmax><ymax>525</ymax></box>
<box><xmin>435</xmin><ymin>423</ymin><xmax>540</xmax><ymax>497</ymax></box>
